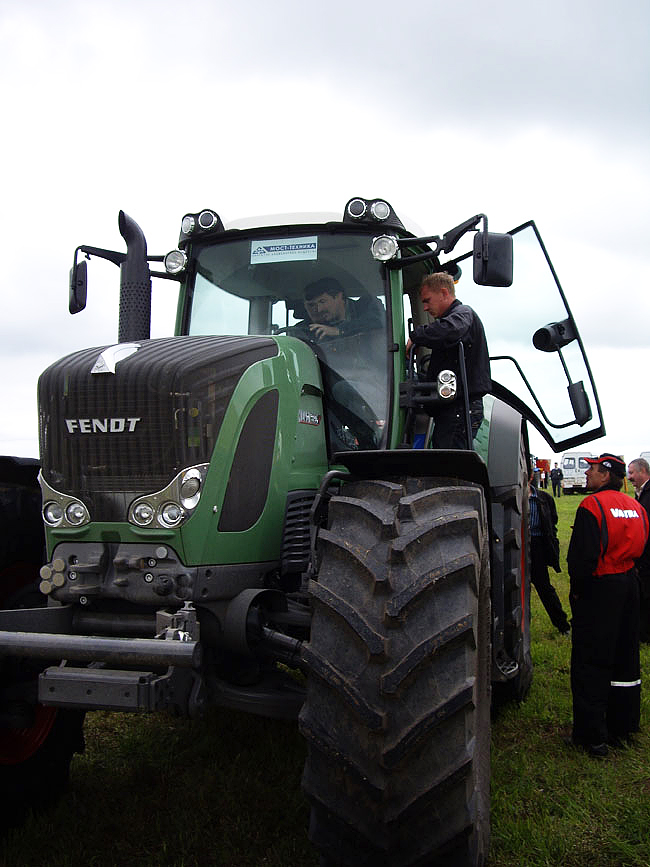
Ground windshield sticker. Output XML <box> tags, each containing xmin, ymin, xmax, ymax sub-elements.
<box><xmin>250</xmin><ymin>236</ymin><xmax>318</xmax><ymax>264</ymax></box>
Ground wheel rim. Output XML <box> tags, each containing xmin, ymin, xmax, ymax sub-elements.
<box><xmin>0</xmin><ymin>704</ymin><xmax>57</xmax><ymax>764</ymax></box>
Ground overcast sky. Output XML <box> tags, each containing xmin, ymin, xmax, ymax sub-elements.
<box><xmin>1</xmin><ymin>0</ymin><xmax>649</xmax><ymax>465</ymax></box>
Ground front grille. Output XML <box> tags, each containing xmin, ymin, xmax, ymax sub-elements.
<box><xmin>38</xmin><ymin>336</ymin><xmax>277</xmax><ymax>519</ymax></box>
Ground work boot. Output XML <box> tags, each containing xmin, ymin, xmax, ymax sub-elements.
<box><xmin>584</xmin><ymin>742</ymin><xmax>609</xmax><ymax>758</ymax></box>
<box><xmin>563</xmin><ymin>735</ymin><xmax>609</xmax><ymax>758</ymax></box>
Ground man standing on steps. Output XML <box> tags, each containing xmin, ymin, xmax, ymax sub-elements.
<box><xmin>404</xmin><ymin>272</ymin><xmax>491</xmax><ymax>449</ymax></box>
<box><xmin>567</xmin><ymin>453</ymin><xmax>649</xmax><ymax>757</ymax></box>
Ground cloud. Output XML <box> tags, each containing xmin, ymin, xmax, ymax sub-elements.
<box><xmin>0</xmin><ymin>0</ymin><xmax>648</xmax><ymax>460</ymax></box>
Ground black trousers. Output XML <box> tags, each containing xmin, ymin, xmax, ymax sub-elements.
<box><xmin>552</xmin><ymin>480</ymin><xmax>562</xmax><ymax>496</ymax></box>
<box><xmin>431</xmin><ymin>399</ymin><xmax>483</xmax><ymax>450</ymax></box>
<box><xmin>570</xmin><ymin>570</ymin><xmax>640</xmax><ymax>745</ymax></box>
<box><xmin>530</xmin><ymin>538</ymin><xmax>569</xmax><ymax>632</ymax></box>
<box><xmin>639</xmin><ymin>570</ymin><xmax>650</xmax><ymax>643</ymax></box>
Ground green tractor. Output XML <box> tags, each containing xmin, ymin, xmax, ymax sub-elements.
<box><xmin>0</xmin><ymin>199</ymin><xmax>604</xmax><ymax>863</ymax></box>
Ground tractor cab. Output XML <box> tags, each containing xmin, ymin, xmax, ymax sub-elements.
<box><xmin>153</xmin><ymin>199</ymin><xmax>604</xmax><ymax>455</ymax></box>
<box><xmin>181</xmin><ymin>225</ymin><xmax>391</xmax><ymax>453</ymax></box>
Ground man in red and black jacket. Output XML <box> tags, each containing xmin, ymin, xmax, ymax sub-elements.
<box><xmin>567</xmin><ymin>453</ymin><xmax>649</xmax><ymax>757</ymax></box>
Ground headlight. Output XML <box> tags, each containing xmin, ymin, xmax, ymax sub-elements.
<box><xmin>43</xmin><ymin>502</ymin><xmax>64</xmax><ymax>526</ymax></box>
<box><xmin>198</xmin><ymin>210</ymin><xmax>220</xmax><ymax>230</ymax></box>
<box><xmin>128</xmin><ymin>463</ymin><xmax>208</xmax><ymax>528</ymax></box>
<box><xmin>40</xmin><ymin>475</ymin><xmax>91</xmax><ymax>528</ymax></box>
<box><xmin>132</xmin><ymin>502</ymin><xmax>155</xmax><ymax>526</ymax></box>
<box><xmin>181</xmin><ymin>215</ymin><xmax>195</xmax><ymax>235</ymax></box>
<box><xmin>371</xmin><ymin>235</ymin><xmax>399</xmax><ymax>262</ymax></box>
<box><xmin>164</xmin><ymin>249</ymin><xmax>187</xmax><ymax>274</ymax></box>
<box><xmin>160</xmin><ymin>502</ymin><xmax>184</xmax><ymax>527</ymax></box>
<box><xmin>180</xmin><ymin>468</ymin><xmax>202</xmax><ymax>509</ymax></box>
<box><xmin>346</xmin><ymin>198</ymin><xmax>367</xmax><ymax>219</ymax></box>
<box><xmin>370</xmin><ymin>200</ymin><xmax>391</xmax><ymax>221</ymax></box>
<box><xmin>65</xmin><ymin>502</ymin><xmax>89</xmax><ymax>526</ymax></box>
<box><xmin>437</xmin><ymin>370</ymin><xmax>457</xmax><ymax>400</ymax></box>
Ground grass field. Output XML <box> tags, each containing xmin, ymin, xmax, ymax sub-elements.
<box><xmin>1</xmin><ymin>492</ymin><xmax>649</xmax><ymax>866</ymax></box>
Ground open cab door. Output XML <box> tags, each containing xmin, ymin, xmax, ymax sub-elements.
<box><xmin>457</xmin><ymin>221</ymin><xmax>604</xmax><ymax>451</ymax></box>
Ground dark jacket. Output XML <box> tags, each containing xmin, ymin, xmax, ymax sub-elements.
<box><xmin>635</xmin><ymin>481</ymin><xmax>650</xmax><ymax>579</ymax></box>
<box><xmin>335</xmin><ymin>294</ymin><xmax>384</xmax><ymax>336</ymax></box>
<box><xmin>637</xmin><ymin>481</ymin><xmax>650</xmax><ymax>516</ymax></box>
<box><xmin>412</xmin><ymin>298</ymin><xmax>491</xmax><ymax>399</ymax></box>
<box><xmin>531</xmin><ymin>486</ymin><xmax>561</xmax><ymax>571</ymax></box>
<box><xmin>291</xmin><ymin>293</ymin><xmax>384</xmax><ymax>340</ymax></box>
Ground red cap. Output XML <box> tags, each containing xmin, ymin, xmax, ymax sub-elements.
<box><xmin>584</xmin><ymin>453</ymin><xmax>626</xmax><ymax>477</ymax></box>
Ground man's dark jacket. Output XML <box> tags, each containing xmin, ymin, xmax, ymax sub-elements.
<box><xmin>637</xmin><ymin>482</ymin><xmax>650</xmax><ymax>518</ymax></box>
<box><xmin>535</xmin><ymin>486</ymin><xmax>561</xmax><ymax>572</ymax></box>
<box><xmin>635</xmin><ymin>481</ymin><xmax>650</xmax><ymax>580</ymax></box>
<box><xmin>411</xmin><ymin>298</ymin><xmax>491</xmax><ymax>399</ymax></box>
<box><xmin>291</xmin><ymin>293</ymin><xmax>383</xmax><ymax>339</ymax></box>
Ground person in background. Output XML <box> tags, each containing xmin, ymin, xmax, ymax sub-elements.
<box><xmin>550</xmin><ymin>462</ymin><xmax>563</xmax><ymax>497</ymax></box>
<box><xmin>567</xmin><ymin>453</ymin><xmax>649</xmax><ymax>757</ymax></box>
<box><xmin>628</xmin><ymin>457</ymin><xmax>650</xmax><ymax>642</ymax></box>
<box><xmin>529</xmin><ymin>471</ymin><xmax>570</xmax><ymax>635</ymax></box>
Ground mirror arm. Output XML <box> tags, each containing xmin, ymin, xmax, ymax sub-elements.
<box><xmin>77</xmin><ymin>244</ymin><xmax>126</xmax><ymax>267</ymax></box>
<box><xmin>479</xmin><ymin>214</ymin><xmax>489</xmax><ymax>263</ymax></box>
<box><xmin>149</xmin><ymin>269</ymin><xmax>183</xmax><ymax>282</ymax></box>
<box><xmin>557</xmin><ymin>347</ymin><xmax>572</xmax><ymax>383</ymax></box>
<box><xmin>389</xmin><ymin>213</ymin><xmax>486</xmax><ymax>271</ymax></box>
<box><xmin>441</xmin><ymin>214</ymin><xmax>485</xmax><ymax>254</ymax></box>
<box><xmin>395</xmin><ymin>214</ymin><xmax>485</xmax><ymax>254</ymax></box>
<box><xmin>386</xmin><ymin>248</ymin><xmax>440</xmax><ymax>270</ymax></box>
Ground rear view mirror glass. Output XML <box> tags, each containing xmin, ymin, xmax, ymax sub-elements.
<box><xmin>568</xmin><ymin>381</ymin><xmax>592</xmax><ymax>426</ymax></box>
<box><xmin>473</xmin><ymin>232</ymin><xmax>513</xmax><ymax>287</ymax></box>
<box><xmin>69</xmin><ymin>259</ymin><xmax>87</xmax><ymax>314</ymax></box>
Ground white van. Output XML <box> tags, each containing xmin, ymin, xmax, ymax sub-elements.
<box><xmin>560</xmin><ymin>451</ymin><xmax>594</xmax><ymax>493</ymax></box>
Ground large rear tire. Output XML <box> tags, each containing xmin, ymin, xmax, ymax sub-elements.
<box><xmin>300</xmin><ymin>476</ymin><xmax>491</xmax><ymax>867</ymax></box>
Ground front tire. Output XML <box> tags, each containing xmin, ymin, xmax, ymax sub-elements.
<box><xmin>0</xmin><ymin>703</ymin><xmax>84</xmax><ymax>828</ymax></box>
<box><xmin>300</xmin><ymin>476</ymin><xmax>491</xmax><ymax>867</ymax></box>
<box><xmin>0</xmin><ymin>586</ymin><xmax>84</xmax><ymax>829</ymax></box>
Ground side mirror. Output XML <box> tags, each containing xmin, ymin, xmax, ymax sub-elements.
<box><xmin>69</xmin><ymin>259</ymin><xmax>87</xmax><ymax>314</ymax></box>
<box><xmin>532</xmin><ymin>317</ymin><xmax>577</xmax><ymax>352</ymax></box>
<box><xmin>568</xmin><ymin>381</ymin><xmax>592</xmax><ymax>426</ymax></box>
<box><xmin>473</xmin><ymin>231</ymin><xmax>513</xmax><ymax>287</ymax></box>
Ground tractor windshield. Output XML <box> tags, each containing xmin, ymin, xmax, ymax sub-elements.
<box><xmin>185</xmin><ymin>230</ymin><xmax>390</xmax><ymax>450</ymax></box>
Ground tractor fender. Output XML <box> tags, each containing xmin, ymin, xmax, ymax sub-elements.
<box><xmin>485</xmin><ymin>398</ymin><xmax>526</xmax><ymax>490</ymax></box>
<box><xmin>333</xmin><ymin>448</ymin><xmax>490</xmax><ymax>491</ymax></box>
